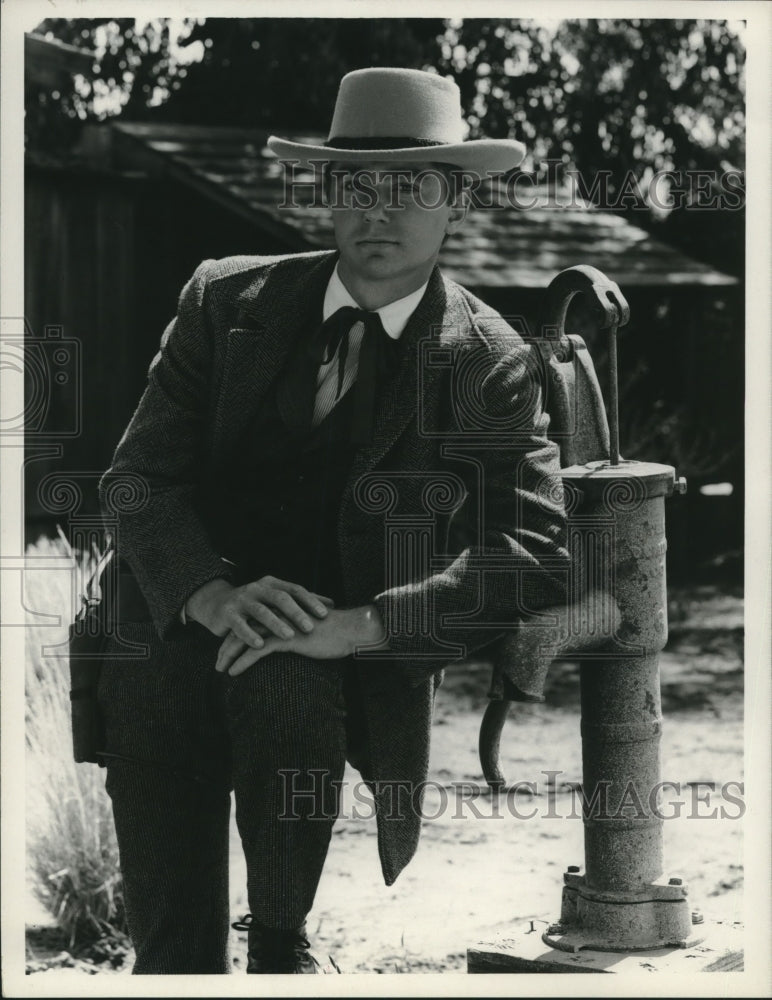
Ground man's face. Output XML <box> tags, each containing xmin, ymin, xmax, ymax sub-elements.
<box><xmin>328</xmin><ymin>160</ymin><xmax>467</xmax><ymax>301</ymax></box>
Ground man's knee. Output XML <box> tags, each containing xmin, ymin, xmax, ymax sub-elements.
<box><xmin>225</xmin><ymin>653</ymin><xmax>345</xmax><ymax>727</ymax></box>
<box><xmin>225</xmin><ymin>653</ymin><xmax>347</xmax><ymax>763</ymax></box>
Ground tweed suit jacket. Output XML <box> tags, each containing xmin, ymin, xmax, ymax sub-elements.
<box><xmin>98</xmin><ymin>249</ymin><xmax>570</xmax><ymax>885</ymax></box>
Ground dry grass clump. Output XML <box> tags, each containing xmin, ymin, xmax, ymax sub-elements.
<box><xmin>25</xmin><ymin>530</ymin><xmax>127</xmax><ymax>947</ymax></box>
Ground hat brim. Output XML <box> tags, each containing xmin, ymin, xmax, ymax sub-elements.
<box><xmin>266</xmin><ymin>135</ymin><xmax>525</xmax><ymax>175</ymax></box>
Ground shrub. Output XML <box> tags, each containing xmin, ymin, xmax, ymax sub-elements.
<box><xmin>25</xmin><ymin>530</ymin><xmax>127</xmax><ymax>948</ymax></box>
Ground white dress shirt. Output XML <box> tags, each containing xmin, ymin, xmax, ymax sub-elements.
<box><xmin>312</xmin><ymin>264</ymin><xmax>428</xmax><ymax>424</ymax></box>
<box><xmin>180</xmin><ymin>264</ymin><xmax>429</xmax><ymax>624</ymax></box>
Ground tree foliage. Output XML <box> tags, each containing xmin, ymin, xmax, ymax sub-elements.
<box><xmin>437</xmin><ymin>19</ymin><xmax>745</xmax><ymax>273</ymax></box>
<box><xmin>26</xmin><ymin>18</ymin><xmax>187</xmax><ymax>151</ymax></box>
<box><xmin>29</xmin><ymin>16</ymin><xmax>744</xmax><ymax>164</ymax></box>
<box><xmin>27</xmin><ymin>17</ymin><xmax>745</xmax><ymax>272</ymax></box>
<box><xmin>154</xmin><ymin>18</ymin><xmax>447</xmax><ymax>128</ymax></box>
<box><xmin>26</xmin><ymin>17</ymin><xmax>444</xmax><ymax>142</ymax></box>
<box><xmin>441</xmin><ymin>19</ymin><xmax>744</xmax><ymax>172</ymax></box>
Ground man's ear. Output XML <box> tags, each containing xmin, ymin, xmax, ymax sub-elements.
<box><xmin>445</xmin><ymin>190</ymin><xmax>470</xmax><ymax>236</ymax></box>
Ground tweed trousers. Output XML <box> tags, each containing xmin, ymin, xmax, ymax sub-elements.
<box><xmin>98</xmin><ymin>621</ymin><xmax>350</xmax><ymax>974</ymax></box>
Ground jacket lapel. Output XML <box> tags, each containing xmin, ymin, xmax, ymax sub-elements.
<box><xmin>212</xmin><ymin>252</ymin><xmax>459</xmax><ymax>482</ymax></box>
<box><xmin>211</xmin><ymin>252</ymin><xmax>337</xmax><ymax>455</ymax></box>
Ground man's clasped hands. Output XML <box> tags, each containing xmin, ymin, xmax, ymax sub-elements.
<box><xmin>185</xmin><ymin>576</ymin><xmax>388</xmax><ymax>675</ymax></box>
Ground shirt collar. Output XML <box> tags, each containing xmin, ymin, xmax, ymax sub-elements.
<box><xmin>322</xmin><ymin>263</ymin><xmax>429</xmax><ymax>340</ymax></box>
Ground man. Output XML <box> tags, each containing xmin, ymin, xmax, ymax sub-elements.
<box><xmin>97</xmin><ymin>67</ymin><xmax>570</xmax><ymax>974</ymax></box>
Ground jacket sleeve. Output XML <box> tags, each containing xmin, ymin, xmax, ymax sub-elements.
<box><xmin>98</xmin><ymin>259</ymin><xmax>235</xmax><ymax>641</ymax></box>
<box><xmin>371</xmin><ymin>342</ymin><xmax>570</xmax><ymax>684</ymax></box>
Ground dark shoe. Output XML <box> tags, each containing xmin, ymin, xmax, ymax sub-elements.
<box><xmin>232</xmin><ymin>914</ymin><xmax>341</xmax><ymax>974</ymax></box>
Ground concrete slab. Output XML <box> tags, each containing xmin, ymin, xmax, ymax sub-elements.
<box><xmin>467</xmin><ymin>917</ymin><xmax>743</xmax><ymax>973</ymax></box>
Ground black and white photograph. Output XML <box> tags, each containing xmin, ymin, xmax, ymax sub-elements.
<box><xmin>1</xmin><ymin>0</ymin><xmax>769</xmax><ymax>994</ymax></box>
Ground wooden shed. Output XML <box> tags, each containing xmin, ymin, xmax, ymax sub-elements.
<box><xmin>24</xmin><ymin>122</ymin><xmax>742</xmax><ymax>577</ymax></box>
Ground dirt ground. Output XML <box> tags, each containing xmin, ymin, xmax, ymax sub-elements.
<box><xmin>26</xmin><ymin>584</ymin><xmax>744</xmax><ymax>977</ymax></box>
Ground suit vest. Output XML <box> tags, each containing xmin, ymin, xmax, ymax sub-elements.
<box><xmin>202</xmin><ymin>331</ymin><xmax>362</xmax><ymax>606</ymax></box>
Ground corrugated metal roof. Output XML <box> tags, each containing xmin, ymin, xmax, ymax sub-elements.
<box><xmin>112</xmin><ymin>122</ymin><xmax>737</xmax><ymax>289</ymax></box>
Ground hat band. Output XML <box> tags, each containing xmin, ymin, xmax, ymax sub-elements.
<box><xmin>325</xmin><ymin>135</ymin><xmax>445</xmax><ymax>150</ymax></box>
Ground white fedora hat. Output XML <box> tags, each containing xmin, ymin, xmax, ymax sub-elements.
<box><xmin>267</xmin><ymin>67</ymin><xmax>525</xmax><ymax>174</ymax></box>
